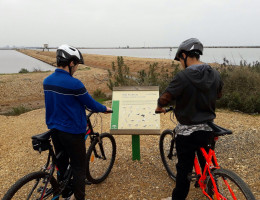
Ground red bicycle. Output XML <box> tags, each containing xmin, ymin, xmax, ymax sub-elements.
<box><xmin>158</xmin><ymin>107</ymin><xmax>255</xmax><ymax>200</ymax></box>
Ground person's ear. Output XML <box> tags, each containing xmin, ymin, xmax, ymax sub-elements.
<box><xmin>69</xmin><ymin>61</ymin><xmax>74</xmax><ymax>67</ymax></box>
<box><xmin>182</xmin><ymin>53</ymin><xmax>186</xmax><ymax>59</ymax></box>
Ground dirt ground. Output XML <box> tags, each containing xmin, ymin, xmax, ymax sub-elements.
<box><xmin>0</xmin><ymin>109</ymin><xmax>259</xmax><ymax>200</ymax></box>
<box><xmin>0</xmin><ymin>51</ymin><xmax>259</xmax><ymax>199</ymax></box>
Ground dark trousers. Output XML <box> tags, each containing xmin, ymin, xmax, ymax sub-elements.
<box><xmin>51</xmin><ymin>130</ymin><xmax>86</xmax><ymax>200</ymax></box>
<box><xmin>172</xmin><ymin>131</ymin><xmax>213</xmax><ymax>200</ymax></box>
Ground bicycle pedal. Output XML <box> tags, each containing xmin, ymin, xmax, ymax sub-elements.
<box><xmin>194</xmin><ymin>181</ymin><xmax>200</xmax><ymax>188</ymax></box>
<box><xmin>85</xmin><ymin>179</ymin><xmax>92</xmax><ymax>185</ymax></box>
<box><xmin>187</xmin><ymin>173</ymin><xmax>200</xmax><ymax>182</ymax></box>
<box><xmin>37</xmin><ymin>187</ymin><xmax>44</xmax><ymax>193</ymax></box>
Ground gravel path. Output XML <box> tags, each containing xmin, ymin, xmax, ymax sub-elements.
<box><xmin>0</xmin><ymin>109</ymin><xmax>259</xmax><ymax>200</ymax></box>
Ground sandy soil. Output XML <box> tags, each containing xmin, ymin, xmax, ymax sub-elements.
<box><xmin>0</xmin><ymin>109</ymin><xmax>259</xmax><ymax>199</ymax></box>
<box><xmin>0</xmin><ymin>50</ymin><xmax>259</xmax><ymax>199</ymax></box>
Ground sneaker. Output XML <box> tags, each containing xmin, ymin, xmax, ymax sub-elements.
<box><xmin>62</xmin><ymin>194</ymin><xmax>76</xmax><ymax>200</ymax></box>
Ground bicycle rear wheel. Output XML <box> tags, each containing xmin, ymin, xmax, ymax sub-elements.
<box><xmin>206</xmin><ymin>168</ymin><xmax>256</xmax><ymax>200</ymax></box>
<box><xmin>86</xmin><ymin>132</ymin><xmax>116</xmax><ymax>184</ymax></box>
<box><xmin>2</xmin><ymin>171</ymin><xmax>59</xmax><ymax>200</ymax></box>
<box><xmin>159</xmin><ymin>129</ymin><xmax>177</xmax><ymax>180</ymax></box>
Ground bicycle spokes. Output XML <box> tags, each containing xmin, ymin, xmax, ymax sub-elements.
<box><xmin>207</xmin><ymin>171</ymin><xmax>250</xmax><ymax>200</ymax></box>
<box><xmin>26</xmin><ymin>179</ymin><xmax>40</xmax><ymax>199</ymax></box>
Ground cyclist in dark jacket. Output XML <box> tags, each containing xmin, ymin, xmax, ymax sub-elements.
<box><xmin>155</xmin><ymin>38</ymin><xmax>223</xmax><ymax>200</ymax></box>
<box><xmin>43</xmin><ymin>44</ymin><xmax>111</xmax><ymax>200</ymax></box>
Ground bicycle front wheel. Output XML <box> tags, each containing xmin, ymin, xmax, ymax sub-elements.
<box><xmin>206</xmin><ymin>168</ymin><xmax>256</xmax><ymax>200</ymax></box>
<box><xmin>2</xmin><ymin>171</ymin><xmax>59</xmax><ymax>200</ymax></box>
<box><xmin>159</xmin><ymin>129</ymin><xmax>177</xmax><ymax>180</ymax></box>
<box><xmin>86</xmin><ymin>133</ymin><xmax>116</xmax><ymax>184</ymax></box>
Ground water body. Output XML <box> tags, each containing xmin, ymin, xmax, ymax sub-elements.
<box><xmin>79</xmin><ymin>48</ymin><xmax>260</xmax><ymax>65</ymax></box>
<box><xmin>0</xmin><ymin>50</ymin><xmax>54</xmax><ymax>74</ymax></box>
<box><xmin>1</xmin><ymin>48</ymin><xmax>260</xmax><ymax>74</ymax></box>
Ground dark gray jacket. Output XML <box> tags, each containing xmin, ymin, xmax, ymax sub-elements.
<box><xmin>158</xmin><ymin>64</ymin><xmax>223</xmax><ymax>125</ymax></box>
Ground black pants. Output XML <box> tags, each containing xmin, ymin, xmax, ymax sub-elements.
<box><xmin>51</xmin><ymin>130</ymin><xmax>86</xmax><ymax>200</ymax></box>
<box><xmin>172</xmin><ymin>131</ymin><xmax>213</xmax><ymax>200</ymax></box>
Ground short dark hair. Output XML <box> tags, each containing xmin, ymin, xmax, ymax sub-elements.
<box><xmin>179</xmin><ymin>50</ymin><xmax>201</xmax><ymax>60</ymax></box>
<box><xmin>57</xmin><ymin>57</ymin><xmax>69</xmax><ymax>67</ymax></box>
<box><xmin>57</xmin><ymin>57</ymin><xmax>79</xmax><ymax>67</ymax></box>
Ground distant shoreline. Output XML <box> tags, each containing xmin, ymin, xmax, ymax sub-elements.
<box><xmin>1</xmin><ymin>45</ymin><xmax>260</xmax><ymax>50</ymax></box>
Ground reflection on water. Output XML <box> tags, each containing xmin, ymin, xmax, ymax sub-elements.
<box><xmin>0</xmin><ymin>50</ymin><xmax>54</xmax><ymax>74</ymax></box>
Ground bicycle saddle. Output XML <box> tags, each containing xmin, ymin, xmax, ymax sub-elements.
<box><xmin>207</xmin><ymin>122</ymin><xmax>232</xmax><ymax>136</ymax></box>
<box><xmin>31</xmin><ymin>130</ymin><xmax>53</xmax><ymax>141</ymax></box>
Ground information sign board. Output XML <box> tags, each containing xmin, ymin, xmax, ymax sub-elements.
<box><xmin>110</xmin><ymin>86</ymin><xmax>160</xmax><ymax>135</ymax></box>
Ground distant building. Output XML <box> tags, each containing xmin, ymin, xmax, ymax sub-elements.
<box><xmin>43</xmin><ymin>44</ymin><xmax>49</xmax><ymax>51</ymax></box>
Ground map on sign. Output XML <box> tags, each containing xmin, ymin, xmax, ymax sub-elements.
<box><xmin>110</xmin><ymin>86</ymin><xmax>160</xmax><ymax>135</ymax></box>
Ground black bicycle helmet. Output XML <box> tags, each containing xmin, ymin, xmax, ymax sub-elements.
<box><xmin>174</xmin><ymin>38</ymin><xmax>203</xmax><ymax>61</ymax></box>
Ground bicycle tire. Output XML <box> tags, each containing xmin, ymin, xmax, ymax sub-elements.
<box><xmin>159</xmin><ymin>129</ymin><xmax>177</xmax><ymax>180</ymax></box>
<box><xmin>206</xmin><ymin>168</ymin><xmax>256</xmax><ymax>200</ymax></box>
<box><xmin>86</xmin><ymin>132</ymin><xmax>116</xmax><ymax>184</ymax></box>
<box><xmin>2</xmin><ymin>171</ymin><xmax>59</xmax><ymax>200</ymax></box>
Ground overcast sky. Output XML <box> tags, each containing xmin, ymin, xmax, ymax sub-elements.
<box><xmin>1</xmin><ymin>0</ymin><xmax>259</xmax><ymax>47</ymax></box>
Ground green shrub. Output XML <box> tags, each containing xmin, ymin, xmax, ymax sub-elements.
<box><xmin>19</xmin><ymin>68</ymin><xmax>29</xmax><ymax>73</ymax></box>
<box><xmin>93</xmin><ymin>89</ymin><xmax>107</xmax><ymax>99</ymax></box>
<box><xmin>107</xmin><ymin>56</ymin><xmax>137</xmax><ymax>90</ymax></box>
<box><xmin>217</xmin><ymin>61</ymin><xmax>260</xmax><ymax>113</ymax></box>
<box><xmin>6</xmin><ymin>106</ymin><xmax>31</xmax><ymax>116</ymax></box>
<box><xmin>107</xmin><ymin>56</ymin><xmax>181</xmax><ymax>94</ymax></box>
<box><xmin>93</xmin><ymin>89</ymin><xmax>111</xmax><ymax>104</ymax></box>
<box><xmin>107</xmin><ymin>57</ymin><xmax>260</xmax><ymax>114</ymax></box>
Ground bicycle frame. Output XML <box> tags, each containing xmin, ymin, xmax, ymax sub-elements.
<box><xmin>37</xmin><ymin>146</ymin><xmax>60</xmax><ymax>199</ymax></box>
<box><xmin>194</xmin><ymin>137</ymin><xmax>237</xmax><ymax>200</ymax></box>
<box><xmin>39</xmin><ymin>140</ymin><xmax>74</xmax><ymax>199</ymax></box>
<box><xmin>85</xmin><ymin>111</ymin><xmax>107</xmax><ymax>161</ymax></box>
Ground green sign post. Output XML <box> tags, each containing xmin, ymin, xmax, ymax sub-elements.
<box><xmin>132</xmin><ymin>135</ymin><xmax>140</xmax><ymax>160</ymax></box>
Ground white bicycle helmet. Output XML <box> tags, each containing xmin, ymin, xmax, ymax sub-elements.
<box><xmin>56</xmin><ymin>44</ymin><xmax>84</xmax><ymax>65</ymax></box>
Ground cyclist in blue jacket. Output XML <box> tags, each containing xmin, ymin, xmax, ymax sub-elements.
<box><xmin>43</xmin><ymin>44</ymin><xmax>111</xmax><ymax>200</ymax></box>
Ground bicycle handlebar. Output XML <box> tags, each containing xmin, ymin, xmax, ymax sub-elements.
<box><xmin>105</xmin><ymin>110</ymin><xmax>113</xmax><ymax>113</ymax></box>
<box><xmin>155</xmin><ymin>106</ymin><xmax>174</xmax><ymax>114</ymax></box>
<box><xmin>85</xmin><ymin>107</ymin><xmax>113</xmax><ymax>114</ymax></box>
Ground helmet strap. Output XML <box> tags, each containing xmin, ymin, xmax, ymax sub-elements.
<box><xmin>68</xmin><ymin>61</ymin><xmax>73</xmax><ymax>76</ymax></box>
<box><xmin>183</xmin><ymin>52</ymin><xmax>189</xmax><ymax>68</ymax></box>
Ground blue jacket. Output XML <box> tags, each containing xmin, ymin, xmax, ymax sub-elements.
<box><xmin>43</xmin><ymin>69</ymin><xmax>106</xmax><ymax>134</ymax></box>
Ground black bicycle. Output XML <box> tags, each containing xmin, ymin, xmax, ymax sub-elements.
<box><xmin>3</xmin><ymin>109</ymin><xmax>116</xmax><ymax>200</ymax></box>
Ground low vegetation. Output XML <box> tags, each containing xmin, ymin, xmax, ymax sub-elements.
<box><xmin>93</xmin><ymin>89</ymin><xmax>110</xmax><ymax>104</ymax></box>
<box><xmin>107</xmin><ymin>56</ymin><xmax>181</xmax><ymax>93</ymax></box>
<box><xmin>216</xmin><ymin>59</ymin><xmax>260</xmax><ymax>113</ymax></box>
<box><xmin>19</xmin><ymin>68</ymin><xmax>29</xmax><ymax>73</ymax></box>
<box><xmin>107</xmin><ymin>56</ymin><xmax>260</xmax><ymax>114</ymax></box>
<box><xmin>18</xmin><ymin>68</ymin><xmax>51</xmax><ymax>73</ymax></box>
<box><xmin>5</xmin><ymin>106</ymin><xmax>31</xmax><ymax>116</ymax></box>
